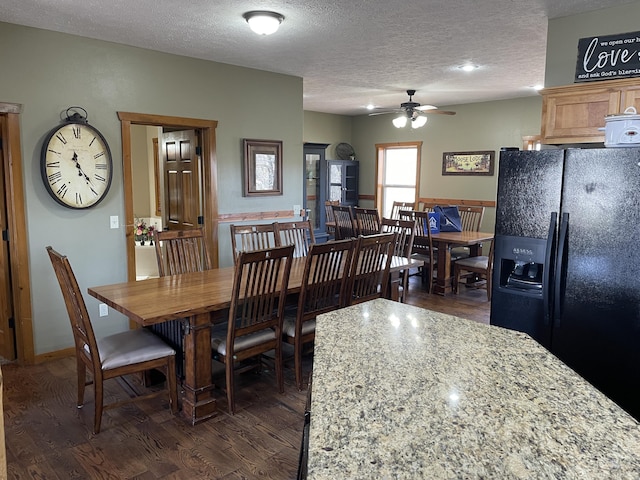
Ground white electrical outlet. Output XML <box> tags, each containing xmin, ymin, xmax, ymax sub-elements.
<box><xmin>293</xmin><ymin>204</ymin><xmax>301</xmax><ymax>216</ymax></box>
<box><xmin>99</xmin><ymin>304</ymin><xmax>108</xmax><ymax>317</ymax></box>
<box><xmin>110</xmin><ymin>216</ymin><xmax>119</xmax><ymax>229</ymax></box>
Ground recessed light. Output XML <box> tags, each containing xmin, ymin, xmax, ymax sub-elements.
<box><xmin>532</xmin><ymin>84</ymin><xmax>544</xmax><ymax>91</ymax></box>
<box><xmin>459</xmin><ymin>64</ymin><xmax>478</xmax><ymax>72</ymax></box>
<box><xmin>366</xmin><ymin>104</ymin><xmax>375</xmax><ymax>110</ymax></box>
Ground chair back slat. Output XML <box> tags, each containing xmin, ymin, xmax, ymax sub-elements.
<box><xmin>299</xmin><ymin>239</ymin><xmax>354</xmax><ymax>318</ymax></box>
<box><xmin>154</xmin><ymin>228</ymin><xmax>212</xmax><ymax>276</ymax></box>
<box><xmin>230</xmin><ymin>245</ymin><xmax>295</xmax><ymax>336</ymax></box>
<box><xmin>380</xmin><ymin>217</ymin><xmax>415</xmax><ymax>258</ymax></box>
<box><xmin>390</xmin><ymin>201</ymin><xmax>416</xmax><ymax>219</ymax></box>
<box><xmin>346</xmin><ymin>233</ymin><xmax>396</xmax><ymax>305</ymax></box>
<box><xmin>274</xmin><ymin>220</ymin><xmax>315</xmax><ymax>257</ymax></box>
<box><xmin>331</xmin><ymin>205</ymin><xmax>357</xmax><ymax>240</ymax></box>
<box><xmin>230</xmin><ymin>224</ymin><xmax>279</xmax><ymax>264</ymax></box>
<box><xmin>324</xmin><ymin>200</ymin><xmax>339</xmax><ymax>238</ymax></box>
<box><xmin>46</xmin><ymin>247</ymin><xmax>99</xmax><ymax>369</ymax></box>
<box><xmin>399</xmin><ymin>210</ymin><xmax>437</xmax><ymax>292</ymax></box>
<box><xmin>458</xmin><ymin>206</ymin><xmax>485</xmax><ymax>232</ymax></box>
<box><xmin>353</xmin><ymin>207</ymin><xmax>381</xmax><ymax>236</ymax></box>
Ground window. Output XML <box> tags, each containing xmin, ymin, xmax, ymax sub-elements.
<box><xmin>376</xmin><ymin>142</ymin><xmax>421</xmax><ymax>217</ymax></box>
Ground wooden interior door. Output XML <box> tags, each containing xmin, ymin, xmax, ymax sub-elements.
<box><xmin>162</xmin><ymin>130</ymin><xmax>201</xmax><ymax>230</ymax></box>
<box><xmin>0</xmin><ymin>128</ymin><xmax>15</xmax><ymax>359</ymax></box>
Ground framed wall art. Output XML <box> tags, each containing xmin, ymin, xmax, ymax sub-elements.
<box><xmin>442</xmin><ymin>151</ymin><xmax>495</xmax><ymax>176</ymax></box>
<box><xmin>243</xmin><ymin>139</ymin><xmax>283</xmax><ymax>196</ymax></box>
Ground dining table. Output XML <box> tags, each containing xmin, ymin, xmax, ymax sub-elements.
<box><xmin>430</xmin><ymin>230</ymin><xmax>494</xmax><ymax>295</ymax></box>
<box><xmin>88</xmin><ymin>252</ymin><xmax>415</xmax><ymax>424</ymax></box>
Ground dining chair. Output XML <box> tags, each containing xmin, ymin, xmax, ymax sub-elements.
<box><xmin>399</xmin><ymin>210</ymin><xmax>437</xmax><ymax>293</ymax></box>
<box><xmin>353</xmin><ymin>207</ymin><xmax>381</xmax><ymax>236</ymax></box>
<box><xmin>331</xmin><ymin>205</ymin><xmax>357</xmax><ymax>240</ymax></box>
<box><xmin>453</xmin><ymin>238</ymin><xmax>494</xmax><ymax>301</ymax></box>
<box><xmin>324</xmin><ymin>200</ymin><xmax>339</xmax><ymax>239</ymax></box>
<box><xmin>419</xmin><ymin>201</ymin><xmax>444</xmax><ymax>212</ymax></box>
<box><xmin>283</xmin><ymin>239</ymin><xmax>354</xmax><ymax>390</ymax></box>
<box><xmin>379</xmin><ymin>217</ymin><xmax>416</xmax><ymax>303</ymax></box>
<box><xmin>211</xmin><ymin>244</ymin><xmax>295</xmax><ymax>414</ymax></box>
<box><xmin>154</xmin><ymin>228</ymin><xmax>212</xmax><ymax>276</ymax></box>
<box><xmin>230</xmin><ymin>223</ymin><xmax>280</xmax><ymax>264</ymax></box>
<box><xmin>451</xmin><ymin>206</ymin><xmax>486</xmax><ymax>260</ymax></box>
<box><xmin>274</xmin><ymin>220</ymin><xmax>315</xmax><ymax>257</ymax></box>
<box><xmin>153</xmin><ymin>228</ymin><xmax>213</xmax><ymax>379</ymax></box>
<box><xmin>46</xmin><ymin>246</ymin><xmax>178</xmax><ymax>434</ymax></box>
<box><xmin>389</xmin><ymin>201</ymin><xmax>415</xmax><ymax>220</ymax></box>
<box><xmin>345</xmin><ymin>232</ymin><xmax>396</xmax><ymax>306</ymax></box>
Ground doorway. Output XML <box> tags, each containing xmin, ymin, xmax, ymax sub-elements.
<box><xmin>118</xmin><ymin>112</ymin><xmax>219</xmax><ymax>284</ymax></box>
<box><xmin>0</xmin><ymin>103</ymin><xmax>33</xmax><ymax>363</ymax></box>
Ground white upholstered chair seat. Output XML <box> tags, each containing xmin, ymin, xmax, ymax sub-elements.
<box><xmin>211</xmin><ymin>328</ymin><xmax>276</xmax><ymax>356</ymax></box>
<box><xmin>283</xmin><ymin>317</ymin><xmax>316</xmax><ymax>338</ymax></box>
<box><xmin>93</xmin><ymin>329</ymin><xmax>176</xmax><ymax>371</ymax></box>
<box><xmin>455</xmin><ymin>255</ymin><xmax>489</xmax><ymax>270</ymax></box>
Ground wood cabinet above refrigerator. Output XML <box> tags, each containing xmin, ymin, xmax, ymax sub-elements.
<box><xmin>540</xmin><ymin>78</ymin><xmax>640</xmax><ymax>144</ymax></box>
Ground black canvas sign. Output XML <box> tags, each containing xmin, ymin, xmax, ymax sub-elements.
<box><xmin>575</xmin><ymin>30</ymin><xmax>640</xmax><ymax>82</ymax></box>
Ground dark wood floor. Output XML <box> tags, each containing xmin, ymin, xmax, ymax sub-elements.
<box><xmin>3</xmin><ymin>276</ymin><xmax>490</xmax><ymax>479</ymax></box>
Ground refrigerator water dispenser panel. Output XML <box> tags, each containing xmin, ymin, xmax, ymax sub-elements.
<box><xmin>495</xmin><ymin>235</ymin><xmax>548</xmax><ymax>296</ymax></box>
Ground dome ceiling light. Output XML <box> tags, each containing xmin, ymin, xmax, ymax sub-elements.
<box><xmin>243</xmin><ymin>11</ymin><xmax>284</xmax><ymax>36</ymax></box>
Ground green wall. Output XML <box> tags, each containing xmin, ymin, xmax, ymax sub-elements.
<box><xmin>0</xmin><ymin>22</ymin><xmax>303</xmax><ymax>354</ymax></box>
<box><xmin>303</xmin><ymin>111</ymin><xmax>353</xmax><ymax>158</ymax></box>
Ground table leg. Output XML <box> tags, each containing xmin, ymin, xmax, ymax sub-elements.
<box><xmin>181</xmin><ymin>312</ymin><xmax>217</xmax><ymax>424</ymax></box>
<box><xmin>434</xmin><ymin>244</ymin><xmax>453</xmax><ymax>296</ymax></box>
<box><xmin>388</xmin><ymin>270</ymin><xmax>401</xmax><ymax>301</ymax></box>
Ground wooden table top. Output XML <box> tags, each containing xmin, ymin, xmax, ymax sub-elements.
<box><xmin>88</xmin><ymin>254</ymin><xmax>414</xmax><ymax>327</ymax></box>
<box><xmin>88</xmin><ymin>257</ymin><xmax>307</xmax><ymax>326</ymax></box>
<box><xmin>431</xmin><ymin>230</ymin><xmax>494</xmax><ymax>246</ymax></box>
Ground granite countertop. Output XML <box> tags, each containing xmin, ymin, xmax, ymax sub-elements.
<box><xmin>307</xmin><ymin>298</ymin><xmax>640</xmax><ymax>479</ymax></box>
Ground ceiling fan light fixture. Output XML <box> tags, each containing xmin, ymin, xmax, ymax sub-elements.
<box><xmin>411</xmin><ymin>115</ymin><xmax>428</xmax><ymax>128</ymax></box>
<box><xmin>392</xmin><ymin>115</ymin><xmax>407</xmax><ymax>128</ymax></box>
<box><xmin>243</xmin><ymin>11</ymin><xmax>284</xmax><ymax>35</ymax></box>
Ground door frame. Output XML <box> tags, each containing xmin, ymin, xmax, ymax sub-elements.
<box><xmin>0</xmin><ymin>103</ymin><xmax>34</xmax><ymax>363</ymax></box>
<box><xmin>118</xmin><ymin>112</ymin><xmax>219</xmax><ymax>283</ymax></box>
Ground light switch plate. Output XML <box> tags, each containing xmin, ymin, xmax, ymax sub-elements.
<box><xmin>293</xmin><ymin>205</ymin><xmax>301</xmax><ymax>216</ymax></box>
<box><xmin>99</xmin><ymin>304</ymin><xmax>108</xmax><ymax>317</ymax></box>
<box><xmin>110</xmin><ymin>216</ymin><xmax>119</xmax><ymax>229</ymax></box>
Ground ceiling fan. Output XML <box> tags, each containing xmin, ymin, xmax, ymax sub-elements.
<box><xmin>369</xmin><ymin>89</ymin><xmax>455</xmax><ymax>128</ymax></box>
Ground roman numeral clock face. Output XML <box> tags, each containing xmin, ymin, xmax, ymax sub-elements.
<box><xmin>41</xmin><ymin>122</ymin><xmax>113</xmax><ymax>209</ymax></box>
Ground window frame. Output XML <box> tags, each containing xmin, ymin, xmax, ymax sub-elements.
<box><xmin>375</xmin><ymin>141</ymin><xmax>422</xmax><ymax>217</ymax></box>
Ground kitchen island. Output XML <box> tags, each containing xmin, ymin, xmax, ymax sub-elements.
<box><xmin>307</xmin><ymin>298</ymin><xmax>640</xmax><ymax>479</ymax></box>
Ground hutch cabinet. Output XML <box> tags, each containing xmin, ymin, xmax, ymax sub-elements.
<box><xmin>303</xmin><ymin>143</ymin><xmax>329</xmax><ymax>242</ymax></box>
<box><xmin>303</xmin><ymin>144</ymin><xmax>360</xmax><ymax>242</ymax></box>
<box><xmin>327</xmin><ymin>159</ymin><xmax>359</xmax><ymax>207</ymax></box>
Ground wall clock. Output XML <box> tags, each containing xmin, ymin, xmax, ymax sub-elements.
<box><xmin>40</xmin><ymin>107</ymin><xmax>113</xmax><ymax>209</ymax></box>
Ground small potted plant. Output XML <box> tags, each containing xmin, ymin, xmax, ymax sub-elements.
<box><xmin>134</xmin><ymin>218</ymin><xmax>148</xmax><ymax>245</ymax></box>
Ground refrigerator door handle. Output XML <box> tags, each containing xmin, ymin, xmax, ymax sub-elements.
<box><xmin>554</xmin><ymin>212</ymin><xmax>569</xmax><ymax>326</ymax></box>
<box><xmin>543</xmin><ymin>212</ymin><xmax>557</xmax><ymax>325</ymax></box>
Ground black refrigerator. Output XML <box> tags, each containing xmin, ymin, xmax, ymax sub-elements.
<box><xmin>490</xmin><ymin>147</ymin><xmax>640</xmax><ymax>420</ymax></box>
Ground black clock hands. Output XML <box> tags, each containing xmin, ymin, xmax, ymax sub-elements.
<box><xmin>71</xmin><ymin>151</ymin><xmax>95</xmax><ymax>186</ymax></box>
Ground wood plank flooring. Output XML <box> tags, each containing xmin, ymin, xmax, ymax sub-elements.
<box><xmin>3</xmin><ymin>276</ymin><xmax>489</xmax><ymax>479</ymax></box>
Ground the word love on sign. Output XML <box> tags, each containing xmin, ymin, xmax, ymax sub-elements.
<box><xmin>575</xmin><ymin>30</ymin><xmax>640</xmax><ymax>83</ymax></box>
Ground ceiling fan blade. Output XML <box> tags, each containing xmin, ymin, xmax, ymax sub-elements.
<box><xmin>415</xmin><ymin>105</ymin><xmax>438</xmax><ymax>111</ymax></box>
<box><xmin>368</xmin><ymin>110</ymin><xmax>399</xmax><ymax>116</ymax></box>
<box><xmin>424</xmin><ymin>109</ymin><xmax>456</xmax><ymax>115</ymax></box>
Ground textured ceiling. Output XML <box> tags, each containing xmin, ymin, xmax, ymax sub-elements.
<box><xmin>0</xmin><ymin>0</ymin><xmax>636</xmax><ymax>115</ymax></box>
